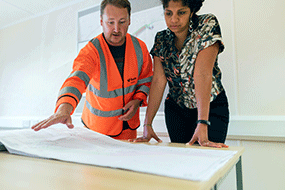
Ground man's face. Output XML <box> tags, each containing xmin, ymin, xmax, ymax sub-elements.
<box><xmin>100</xmin><ymin>4</ymin><xmax>130</xmax><ymax>46</ymax></box>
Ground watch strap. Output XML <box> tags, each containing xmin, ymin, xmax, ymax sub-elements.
<box><xmin>196</xmin><ymin>120</ymin><xmax>211</xmax><ymax>126</ymax></box>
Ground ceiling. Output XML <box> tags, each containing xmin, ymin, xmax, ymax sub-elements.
<box><xmin>0</xmin><ymin>0</ymin><xmax>84</xmax><ymax>30</ymax></box>
<box><xmin>0</xmin><ymin>0</ymin><xmax>160</xmax><ymax>30</ymax></box>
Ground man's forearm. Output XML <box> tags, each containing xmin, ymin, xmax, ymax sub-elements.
<box><xmin>56</xmin><ymin>103</ymin><xmax>74</xmax><ymax>115</ymax></box>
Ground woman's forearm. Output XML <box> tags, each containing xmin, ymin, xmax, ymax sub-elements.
<box><xmin>144</xmin><ymin>56</ymin><xmax>167</xmax><ymax>125</ymax></box>
<box><xmin>194</xmin><ymin>74</ymin><xmax>212</xmax><ymax>121</ymax></box>
<box><xmin>144</xmin><ymin>75</ymin><xmax>167</xmax><ymax>125</ymax></box>
<box><xmin>193</xmin><ymin>43</ymin><xmax>219</xmax><ymax>122</ymax></box>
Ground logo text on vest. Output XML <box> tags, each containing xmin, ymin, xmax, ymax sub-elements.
<box><xmin>127</xmin><ymin>77</ymin><xmax>137</xmax><ymax>84</ymax></box>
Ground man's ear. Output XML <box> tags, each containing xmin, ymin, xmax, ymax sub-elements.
<box><xmin>100</xmin><ymin>16</ymin><xmax>103</xmax><ymax>26</ymax></box>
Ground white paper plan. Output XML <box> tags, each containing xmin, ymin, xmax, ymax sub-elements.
<box><xmin>0</xmin><ymin>125</ymin><xmax>237</xmax><ymax>181</ymax></box>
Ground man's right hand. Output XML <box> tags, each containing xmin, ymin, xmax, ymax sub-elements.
<box><xmin>31</xmin><ymin>103</ymin><xmax>74</xmax><ymax>131</ymax></box>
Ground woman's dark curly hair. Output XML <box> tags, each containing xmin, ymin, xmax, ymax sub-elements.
<box><xmin>160</xmin><ymin>0</ymin><xmax>204</xmax><ymax>14</ymax></box>
<box><xmin>161</xmin><ymin>0</ymin><xmax>205</xmax><ymax>30</ymax></box>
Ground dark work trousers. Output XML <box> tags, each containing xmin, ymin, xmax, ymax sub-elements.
<box><xmin>164</xmin><ymin>90</ymin><xmax>229</xmax><ymax>144</ymax></box>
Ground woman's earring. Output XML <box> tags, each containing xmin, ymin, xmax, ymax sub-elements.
<box><xmin>166</xmin><ymin>28</ymin><xmax>171</xmax><ymax>35</ymax></box>
<box><xmin>189</xmin><ymin>18</ymin><xmax>193</xmax><ymax>32</ymax></box>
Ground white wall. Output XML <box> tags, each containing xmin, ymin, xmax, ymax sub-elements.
<box><xmin>0</xmin><ymin>0</ymin><xmax>285</xmax><ymax>189</ymax></box>
<box><xmin>234</xmin><ymin>0</ymin><xmax>285</xmax><ymax>116</ymax></box>
<box><xmin>220</xmin><ymin>139</ymin><xmax>285</xmax><ymax>190</ymax></box>
<box><xmin>1</xmin><ymin>0</ymin><xmax>284</xmax><ymax>119</ymax></box>
<box><xmin>0</xmin><ymin>0</ymin><xmax>100</xmax><ymax>117</ymax></box>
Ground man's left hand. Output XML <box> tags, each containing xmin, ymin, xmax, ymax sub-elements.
<box><xmin>118</xmin><ymin>99</ymin><xmax>141</xmax><ymax>121</ymax></box>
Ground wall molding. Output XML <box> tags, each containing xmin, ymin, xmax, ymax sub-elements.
<box><xmin>138</xmin><ymin>113</ymin><xmax>285</xmax><ymax>142</ymax></box>
<box><xmin>1</xmin><ymin>115</ymin><xmax>285</xmax><ymax>142</ymax></box>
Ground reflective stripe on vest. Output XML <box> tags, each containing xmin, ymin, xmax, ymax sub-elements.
<box><xmin>58</xmin><ymin>86</ymin><xmax>82</xmax><ymax>102</ymax></box>
<box><xmin>90</xmin><ymin>36</ymin><xmax>145</xmax><ymax>97</ymax></box>
<box><xmin>136</xmin><ymin>77</ymin><xmax>152</xmax><ymax>94</ymax></box>
<box><xmin>130</xmin><ymin>35</ymin><xmax>143</xmax><ymax>75</ymax></box>
<box><xmin>85</xmin><ymin>101</ymin><xmax>124</xmax><ymax>117</ymax></box>
<box><xmin>58</xmin><ymin>70</ymin><xmax>90</xmax><ymax>102</ymax></box>
<box><xmin>86</xmin><ymin>36</ymin><xmax>147</xmax><ymax>117</ymax></box>
<box><xmin>68</xmin><ymin>71</ymin><xmax>90</xmax><ymax>87</ymax></box>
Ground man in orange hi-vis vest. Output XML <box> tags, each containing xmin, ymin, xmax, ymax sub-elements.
<box><xmin>32</xmin><ymin>0</ymin><xmax>161</xmax><ymax>142</ymax></box>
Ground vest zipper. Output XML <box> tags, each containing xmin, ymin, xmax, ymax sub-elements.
<box><xmin>122</xmin><ymin>66</ymin><xmax>125</xmax><ymax>115</ymax></box>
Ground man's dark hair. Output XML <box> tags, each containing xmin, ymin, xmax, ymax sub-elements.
<box><xmin>100</xmin><ymin>0</ymin><xmax>131</xmax><ymax>16</ymax></box>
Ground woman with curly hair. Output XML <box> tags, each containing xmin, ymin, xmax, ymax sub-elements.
<box><xmin>132</xmin><ymin>0</ymin><xmax>229</xmax><ymax>148</ymax></box>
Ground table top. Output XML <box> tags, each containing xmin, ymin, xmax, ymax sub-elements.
<box><xmin>0</xmin><ymin>143</ymin><xmax>244</xmax><ymax>190</ymax></box>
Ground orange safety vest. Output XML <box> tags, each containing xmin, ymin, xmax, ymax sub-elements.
<box><xmin>55</xmin><ymin>33</ymin><xmax>153</xmax><ymax>137</ymax></box>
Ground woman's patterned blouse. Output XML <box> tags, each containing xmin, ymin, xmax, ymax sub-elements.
<box><xmin>150</xmin><ymin>13</ymin><xmax>225</xmax><ymax>109</ymax></box>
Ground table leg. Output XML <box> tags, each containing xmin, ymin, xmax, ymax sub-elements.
<box><xmin>236</xmin><ymin>156</ymin><xmax>243</xmax><ymax>190</ymax></box>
